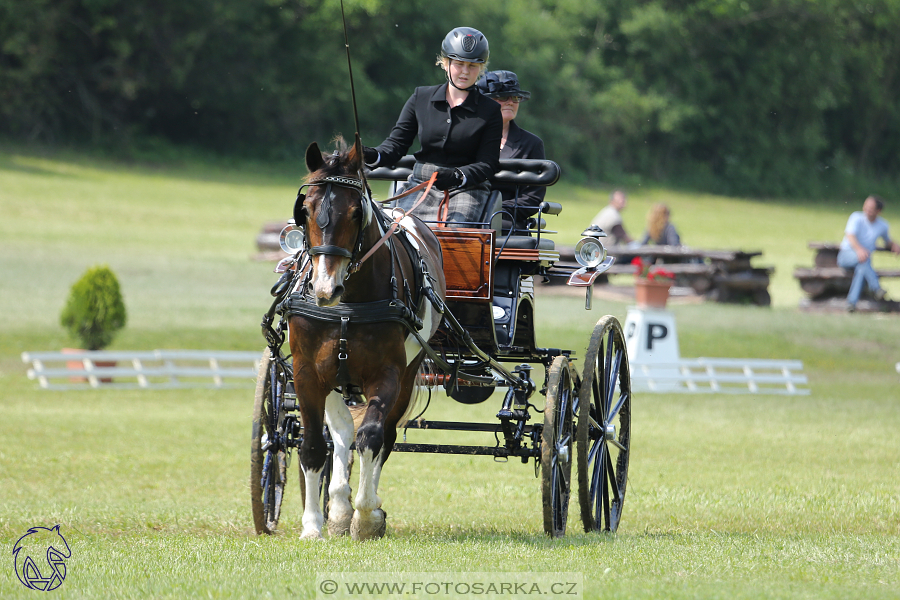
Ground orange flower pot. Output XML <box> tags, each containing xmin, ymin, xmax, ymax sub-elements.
<box><xmin>634</xmin><ymin>279</ymin><xmax>672</xmax><ymax>309</ymax></box>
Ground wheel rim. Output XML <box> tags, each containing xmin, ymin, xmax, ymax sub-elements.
<box><xmin>577</xmin><ymin>317</ymin><xmax>631</xmax><ymax>533</ymax></box>
<box><xmin>542</xmin><ymin>356</ymin><xmax>574</xmax><ymax>537</ymax></box>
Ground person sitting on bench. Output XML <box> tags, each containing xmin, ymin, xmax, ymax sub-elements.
<box><xmin>837</xmin><ymin>195</ymin><xmax>900</xmax><ymax>311</ymax></box>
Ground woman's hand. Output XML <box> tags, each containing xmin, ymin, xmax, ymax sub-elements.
<box><xmin>433</xmin><ymin>167</ymin><xmax>463</xmax><ymax>190</ymax></box>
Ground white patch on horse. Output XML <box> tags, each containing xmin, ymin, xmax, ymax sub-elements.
<box><xmin>324</xmin><ymin>391</ymin><xmax>354</xmax><ymax>536</ymax></box>
<box><xmin>300</xmin><ymin>465</ymin><xmax>325</xmax><ymax>540</ymax></box>
<box><xmin>351</xmin><ymin>447</ymin><xmax>386</xmax><ymax>540</ymax></box>
<box><xmin>312</xmin><ymin>255</ymin><xmax>348</xmax><ymax>306</ymax></box>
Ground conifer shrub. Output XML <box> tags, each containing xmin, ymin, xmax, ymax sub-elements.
<box><xmin>60</xmin><ymin>265</ymin><xmax>127</xmax><ymax>350</ymax></box>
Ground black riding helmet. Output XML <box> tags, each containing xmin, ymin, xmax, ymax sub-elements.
<box><xmin>441</xmin><ymin>27</ymin><xmax>490</xmax><ymax>64</ymax></box>
<box><xmin>476</xmin><ymin>70</ymin><xmax>531</xmax><ymax>101</ymax></box>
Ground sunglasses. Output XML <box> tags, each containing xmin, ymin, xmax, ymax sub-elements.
<box><xmin>494</xmin><ymin>96</ymin><xmax>523</xmax><ymax>104</ymax></box>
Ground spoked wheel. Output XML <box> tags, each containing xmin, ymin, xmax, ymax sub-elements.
<box><xmin>541</xmin><ymin>355</ymin><xmax>575</xmax><ymax>537</ymax></box>
<box><xmin>576</xmin><ymin>316</ymin><xmax>632</xmax><ymax>533</ymax></box>
<box><xmin>251</xmin><ymin>347</ymin><xmax>288</xmax><ymax>535</ymax></box>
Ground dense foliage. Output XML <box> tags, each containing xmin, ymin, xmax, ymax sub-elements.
<box><xmin>60</xmin><ymin>265</ymin><xmax>127</xmax><ymax>350</ymax></box>
<box><xmin>2</xmin><ymin>0</ymin><xmax>899</xmax><ymax>196</ymax></box>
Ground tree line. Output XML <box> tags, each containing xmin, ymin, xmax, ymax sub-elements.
<box><xmin>2</xmin><ymin>0</ymin><xmax>899</xmax><ymax>197</ymax></box>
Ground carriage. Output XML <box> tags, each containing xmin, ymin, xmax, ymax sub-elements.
<box><xmin>251</xmin><ymin>144</ymin><xmax>632</xmax><ymax>539</ymax></box>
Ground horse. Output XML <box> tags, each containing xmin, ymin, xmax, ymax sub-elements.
<box><xmin>289</xmin><ymin>139</ymin><xmax>446</xmax><ymax>541</ymax></box>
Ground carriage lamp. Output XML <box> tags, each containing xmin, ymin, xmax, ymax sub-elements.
<box><xmin>574</xmin><ymin>225</ymin><xmax>609</xmax><ymax>269</ymax></box>
<box><xmin>279</xmin><ymin>221</ymin><xmax>305</xmax><ymax>254</ymax></box>
<box><xmin>574</xmin><ymin>237</ymin><xmax>607</xmax><ymax>269</ymax></box>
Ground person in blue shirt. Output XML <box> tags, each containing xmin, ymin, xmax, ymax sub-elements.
<box><xmin>837</xmin><ymin>195</ymin><xmax>900</xmax><ymax>311</ymax></box>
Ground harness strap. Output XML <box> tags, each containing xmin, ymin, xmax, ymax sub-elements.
<box><xmin>336</xmin><ymin>316</ymin><xmax>352</xmax><ymax>398</ymax></box>
<box><xmin>283</xmin><ymin>295</ymin><xmax>422</xmax><ymax>330</ymax></box>
<box><xmin>309</xmin><ymin>245</ymin><xmax>353</xmax><ymax>258</ymax></box>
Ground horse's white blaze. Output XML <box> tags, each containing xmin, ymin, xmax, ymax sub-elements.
<box><xmin>311</xmin><ymin>255</ymin><xmax>348</xmax><ymax>306</ymax></box>
<box><xmin>354</xmin><ymin>448</ymin><xmax>382</xmax><ymax>513</ymax></box>
<box><xmin>324</xmin><ymin>391</ymin><xmax>354</xmax><ymax>530</ymax></box>
<box><xmin>300</xmin><ymin>465</ymin><xmax>324</xmax><ymax>539</ymax></box>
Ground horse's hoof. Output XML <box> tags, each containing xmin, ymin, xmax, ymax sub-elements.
<box><xmin>299</xmin><ymin>530</ymin><xmax>325</xmax><ymax>542</ymax></box>
<box><xmin>350</xmin><ymin>508</ymin><xmax>387</xmax><ymax>541</ymax></box>
<box><xmin>327</xmin><ymin>516</ymin><xmax>352</xmax><ymax>537</ymax></box>
<box><xmin>326</xmin><ymin>498</ymin><xmax>354</xmax><ymax>537</ymax></box>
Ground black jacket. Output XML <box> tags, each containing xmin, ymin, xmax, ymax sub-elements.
<box><xmin>494</xmin><ymin>120</ymin><xmax>546</xmax><ymax>226</ymax></box>
<box><xmin>374</xmin><ymin>83</ymin><xmax>502</xmax><ymax>185</ymax></box>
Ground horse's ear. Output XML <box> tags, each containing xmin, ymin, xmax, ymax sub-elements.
<box><xmin>347</xmin><ymin>141</ymin><xmax>362</xmax><ymax>172</ymax></box>
<box><xmin>305</xmin><ymin>142</ymin><xmax>325</xmax><ymax>173</ymax></box>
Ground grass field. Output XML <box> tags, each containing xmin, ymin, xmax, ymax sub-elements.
<box><xmin>1</xmin><ymin>145</ymin><xmax>899</xmax><ymax>599</ymax></box>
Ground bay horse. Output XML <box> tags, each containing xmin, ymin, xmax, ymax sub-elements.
<box><xmin>289</xmin><ymin>139</ymin><xmax>446</xmax><ymax>540</ymax></box>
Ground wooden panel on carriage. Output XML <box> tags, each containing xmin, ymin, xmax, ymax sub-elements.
<box><xmin>433</xmin><ymin>228</ymin><xmax>495</xmax><ymax>302</ymax></box>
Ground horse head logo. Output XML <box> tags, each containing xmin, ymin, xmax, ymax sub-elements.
<box><xmin>12</xmin><ymin>525</ymin><xmax>71</xmax><ymax>591</ymax></box>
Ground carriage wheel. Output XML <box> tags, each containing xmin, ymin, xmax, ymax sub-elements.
<box><xmin>251</xmin><ymin>347</ymin><xmax>287</xmax><ymax>534</ymax></box>
<box><xmin>576</xmin><ymin>316</ymin><xmax>632</xmax><ymax>533</ymax></box>
<box><xmin>541</xmin><ymin>355</ymin><xmax>575</xmax><ymax>537</ymax></box>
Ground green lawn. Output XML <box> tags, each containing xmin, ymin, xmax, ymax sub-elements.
<box><xmin>1</xmin><ymin>146</ymin><xmax>898</xmax><ymax>599</ymax></box>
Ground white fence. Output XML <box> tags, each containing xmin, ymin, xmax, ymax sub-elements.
<box><xmin>22</xmin><ymin>350</ymin><xmax>262</xmax><ymax>390</ymax></box>
<box><xmin>631</xmin><ymin>358</ymin><xmax>809</xmax><ymax>395</ymax></box>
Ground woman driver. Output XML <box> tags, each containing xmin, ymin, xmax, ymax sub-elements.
<box><xmin>363</xmin><ymin>27</ymin><xmax>502</xmax><ymax>226</ymax></box>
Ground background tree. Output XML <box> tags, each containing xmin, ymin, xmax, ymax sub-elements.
<box><xmin>2</xmin><ymin>0</ymin><xmax>899</xmax><ymax>197</ymax></box>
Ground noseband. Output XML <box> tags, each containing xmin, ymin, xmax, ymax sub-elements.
<box><xmin>299</xmin><ymin>175</ymin><xmax>370</xmax><ymax>263</ymax></box>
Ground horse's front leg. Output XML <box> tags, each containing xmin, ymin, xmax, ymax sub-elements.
<box><xmin>296</xmin><ymin>375</ymin><xmax>328</xmax><ymax>541</ymax></box>
<box><xmin>351</xmin><ymin>371</ymin><xmax>403</xmax><ymax>541</ymax></box>
<box><xmin>324</xmin><ymin>390</ymin><xmax>355</xmax><ymax>536</ymax></box>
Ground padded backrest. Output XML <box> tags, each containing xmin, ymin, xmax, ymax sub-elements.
<box><xmin>366</xmin><ymin>157</ymin><xmax>557</xmax><ymax>230</ymax></box>
<box><xmin>367</xmin><ymin>157</ymin><xmax>560</xmax><ymax>187</ymax></box>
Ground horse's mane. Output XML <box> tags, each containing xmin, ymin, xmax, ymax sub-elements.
<box><xmin>305</xmin><ymin>136</ymin><xmax>361</xmax><ymax>183</ymax></box>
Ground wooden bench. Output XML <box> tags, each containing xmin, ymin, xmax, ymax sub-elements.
<box><xmin>558</xmin><ymin>245</ymin><xmax>774</xmax><ymax>306</ymax></box>
<box><xmin>793</xmin><ymin>242</ymin><xmax>900</xmax><ymax>301</ymax></box>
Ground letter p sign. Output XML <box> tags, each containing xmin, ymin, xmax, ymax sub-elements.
<box><xmin>646</xmin><ymin>323</ymin><xmax>668</xmax><ymax>350</ymax></box>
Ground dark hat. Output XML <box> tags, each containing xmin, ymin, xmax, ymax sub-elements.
<box><xmin>441</xmin><ymin>27</ymin><xmax>490</xmax><ymax>64</ymax></box>
<box><xmin>475</xmin><ymin>70</ymin><xmax>531</xmax><ymax>100</ymax></box>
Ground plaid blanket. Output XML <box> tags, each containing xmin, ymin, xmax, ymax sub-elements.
<box><xmin>393</xmin><ymin>162</ymin><xmax>491</xmax><ymax>227</ymax></box>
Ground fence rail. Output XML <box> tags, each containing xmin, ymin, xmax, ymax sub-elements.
<box><xmin>631</xmin><ymin>358</ymin><xmax>809</xmax><ymax>395</ymax></box>
<box><xmin>22</xmin><ymin>350</ymin><xmax>262</xmax><ymax>390</ymax></box>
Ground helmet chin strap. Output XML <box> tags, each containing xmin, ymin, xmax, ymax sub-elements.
<box><xmin>446</xmin><ymin>70</ymin><xmax>476</xmax><ymax>92</ymax></box>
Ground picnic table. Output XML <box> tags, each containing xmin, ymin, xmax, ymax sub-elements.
<box><xmin>793</xmin><ymin>242</ymin><xmax>900</xmax><ymax>307</ymax></box>
<box><xmin>558</xmin><ymin>244</ymin><xmax>774</xmax><ymax>306</ymax></box>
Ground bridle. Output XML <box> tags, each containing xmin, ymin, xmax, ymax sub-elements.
<box><xmin>297</xmin><ymin>174</ymin><xmax>372</xmax><ymax>266</ymax></box>
<box><xmin>297</xmin><ymin>169</ymin><xmax>439</xmax><ymax>276</ymax></box>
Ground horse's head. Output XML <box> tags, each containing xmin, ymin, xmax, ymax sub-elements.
<box><xmin>295</xmin><ymin>139</ymin><xmax>371</xmax><ymax>307</ymax></box>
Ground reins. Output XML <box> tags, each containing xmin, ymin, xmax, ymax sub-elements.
<box><xmin>349</xmin><ymin>172</ymin><xmax>440</xmax><ymax>273</ymax></box>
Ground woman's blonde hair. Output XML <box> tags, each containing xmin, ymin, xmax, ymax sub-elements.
<box><xmin>436</xmin><ymin>56</ymin><xmax>488</xmax><ymax>78</ymax></box>
<box><xmin>647</xmin><ymin>203</ymin><xmax>671</xmax><ymax>242</ymax></box>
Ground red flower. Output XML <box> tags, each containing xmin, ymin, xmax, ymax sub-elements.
<box><xmin>633</xmin><ymin>256</ymin><xmax>675</xmax><ymax>281</ymax></box>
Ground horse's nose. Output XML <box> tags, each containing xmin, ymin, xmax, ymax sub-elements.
<box><xmin>314</xmin><ymin>284</ymin><xmax>344</xmax><ymax>307</ymax></box>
